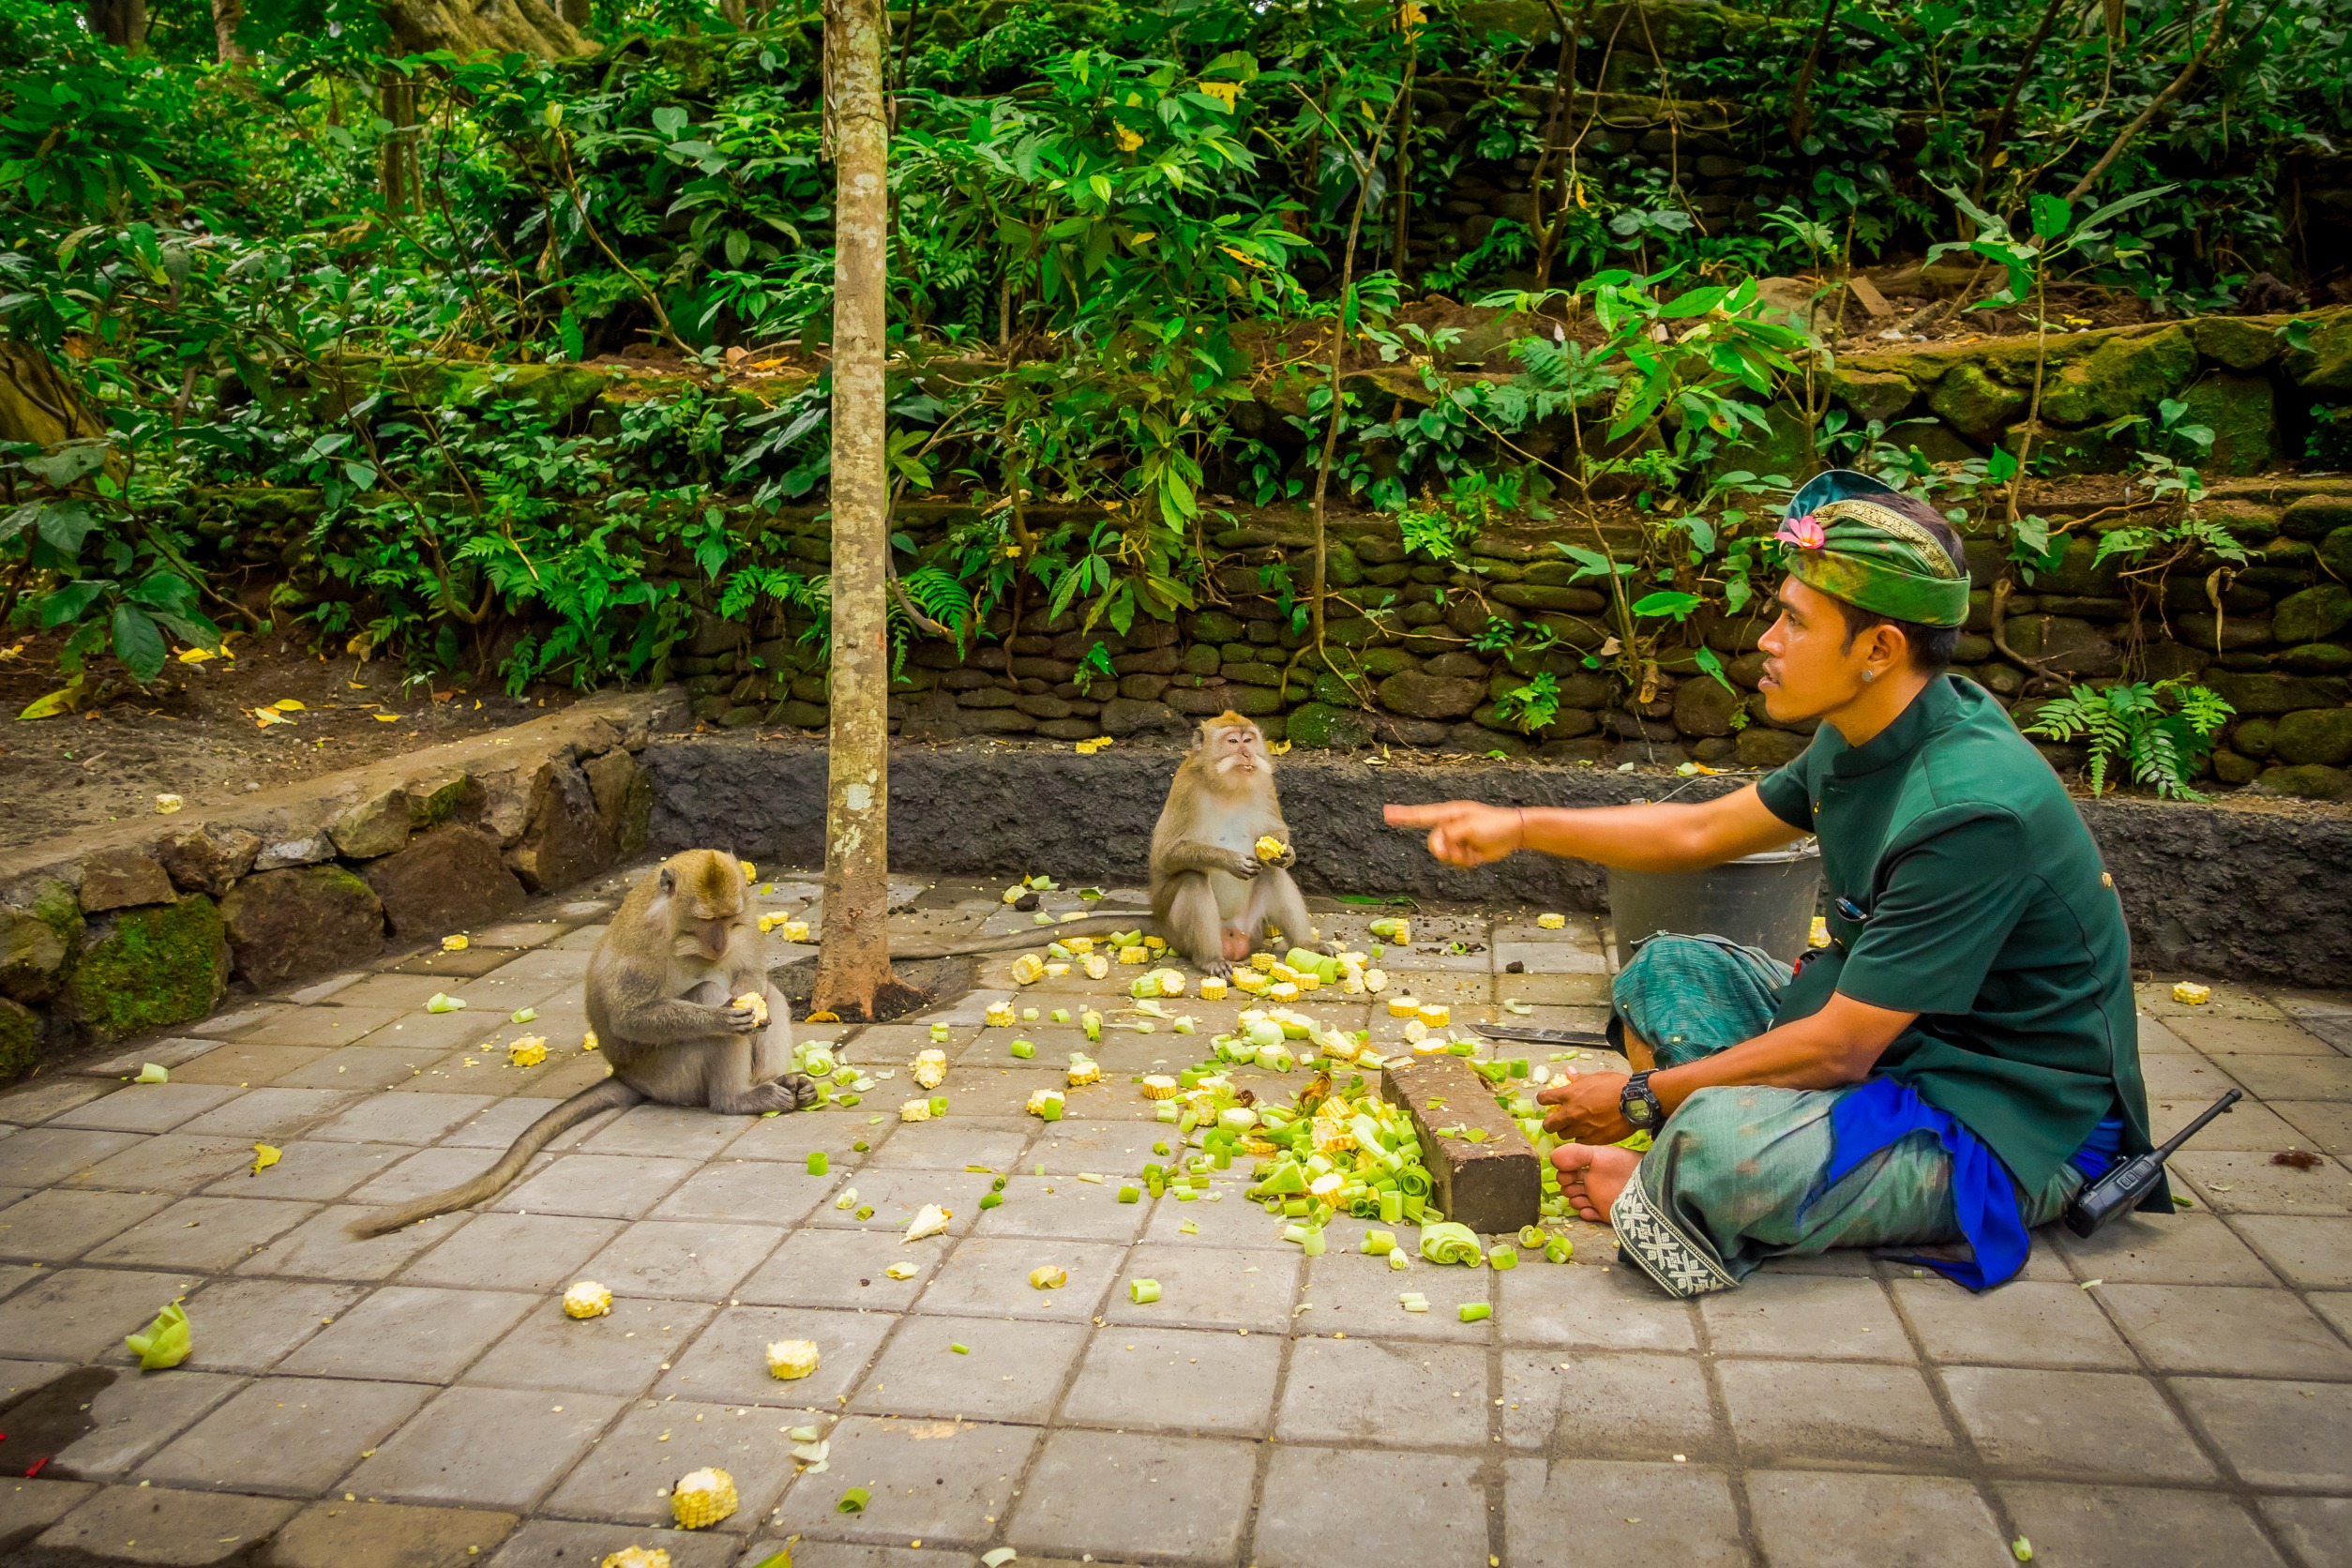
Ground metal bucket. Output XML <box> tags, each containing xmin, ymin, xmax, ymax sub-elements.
<box><xmin>1605</xmin><ymin>841</ymin><xmax>1823</xmax><ymax>972</ymax></box>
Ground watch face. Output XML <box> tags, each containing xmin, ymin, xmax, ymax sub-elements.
<box><xmin>1624</xmin><ymin>1093</ymin><xmax>1655</xmax><ymax>1126</ymax></box>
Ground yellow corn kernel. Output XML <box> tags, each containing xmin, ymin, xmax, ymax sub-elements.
<box><xmin>734</xmin><ymin>991</ymin><xmax>770</xmax><ymax>1027</ymax></box>
<box><xmin>1293</xmin><ymin>973</ymin><xmax>1322</xmax><ymax>993</ymax></box>
<box><xmin>2172</xmin><ymin>981</ymin><xmax>2211</xmax><ymax>1005</ymax></box>
<box><xmin>582</xmin><ymin>1030</ymin><xmax>600</xmax><ymax>1051</ymax></box>
<box><xmin>601</xmin><ymin>1549</ymin><xmax>671</xmax><ymax>1568</ymax></box>
<box><xmin>766</xmin><ymin>1338</ymin><xmax>820</xmax><ymax>1380</ymax></box>
<box><xmin>1027</xmin><ymin>1087</ymin><xmax>1065</xmax><ymax>1120</ymax></box>
<box><xmin>671</xmin><ymin>1467</ymin><xmax>738</xmax><ymax>1530</ymax></box>
<box><xmin>1536</xmin><ymin>912</ymin><xmax>1566</xmax><ymax>929</ymax></box>
<box><xmin>508</xmin><ymin>1036</ymin><xmax>549</xmax><ymax>1067</ymax></box>
<box><xmin>1140</xmin><ymin>1074</ymin><xmax>1181</xmax><ymax>1100</ymax></box>
<box><xmin>1199</xmin><ymin>976</ymin><xmax>1228</xmax><ymax>1001</ymax></box>
<box><xmin>1255</xmin><ymin>835</ymin><xmax>1288</xmax><ymax>863</ymax></box>
<box><xmin>1311</xmin><ymin>1117</ymin><xmax>1357</xmax><ymax>1153</ymax></box>
<box><xmin>563</xmin><ymin>1280</ymin><xmax>611</xmax><ymax>1319</ymax></box>
<box><xmin>1269</xmin><ymin>962</ymin><xmax>1299</xmax><ymax>985</ymax></box>
<box><xmin>1155</xmin><ymin>970</ymin><xmax>1185</xmax><ymax>997</ymax></box>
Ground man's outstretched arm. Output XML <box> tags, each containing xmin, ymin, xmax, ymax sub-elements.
<box><xmin>1539</xmin><ymin>991</ymin><xmax>1918</xmax><ymax>1141</ymax></box>
<box><xmin>1383</xmin><ymin>782</ymin><xmax>1803</xmax><ymax>872</ymax></box>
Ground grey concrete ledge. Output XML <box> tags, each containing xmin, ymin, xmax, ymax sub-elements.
<box><xmin>647</xmin><ymin>731</ymin><xmax>2352</xmax><ymax>988</ymax></box>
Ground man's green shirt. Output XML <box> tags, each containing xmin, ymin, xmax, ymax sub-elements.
<box><xmin>1755</xmin><ymin>674</ymin><xmax>2155</xmax><ymax>1195</ymax></box>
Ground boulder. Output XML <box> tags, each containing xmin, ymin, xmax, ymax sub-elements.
<box><xmin>2270</xmin><ymin>708</ymin><xmax>2352</xmax><ymax>768</ymax></box>
<box><xmin>2272</xmin><ymin>585</ymin><xmax>2352</xmax><ymax>646</ymax></box>
<box><xmin>2281</xmin><ymin>495</ymin><xmax>2352</xmax><ymax>541</ymax></box>
<box><xmin>1827</xmin><ymin>365</ymin><xmax>1918</xmax><ymax>424</ymax></box>
<box><xmin>0</xmin><ymin>880</ymin><xmax>79</xmax><ymax>1004</ymax></box>
<box><xmin>362</xmin><ymin>828</ymin><xmax>528</xmax><ymax>942</ymax></box>
<box><xmin>2279</xmin><ymin>643</ymin><xmax>2352</xmax><ymax>674</ymax></box>
<box><xmin>78</xmin><ymin>850</ymin><xmax>176</xmax><ymax>912</ymax></box>
<box><xmin>158</xmin><ymin>822</ymin><xmax>261</xmax><ymax>895</ymax></box>
<box><xmin>1378</xmin><ymin>716</ymin><xmax>1455</xmax><ymax>747</ymax></box>
<box><xmin>243</xmin><ymin>798</ymin><xmax>340</xmax><ymax>870</ymax></box>
<box><xmin>2320</xmin><ymin>527</ymin><xmax>2352</xmax><ymax>585</ymax></box>
<box><xmin>2253</xmin><ymin>763</ymin><xmax>2352</xmax><ymax>801</ymax></box>
<box><xmin>328</xmin><ymin>786</ymin><xmax>415</xmax><ymax>859</ymax></box>
<box><xmin>1098</xmin><ymin>698</ymin><xmax>1183</xmax><ymax>738</ymax></box>
<box><xmin>0</xmin><ymin>997</ymin><xmax>37</xmax><ymax>1078</ymax></box>
<box><xmin>505</xmin><ymin>758</ymin><xmax>620</xmax><ymax>894</ymax></box>
<box><xmin>583</xmin><ymin>750</ymin><xmax>653</xmax><ymax>856</ymax></box>
<box><xmin>1188</xmin><ymin>611</ymin><xmax>1248</xmax><ymax>644</ymax></box>
<box><xmin>1286</xmin><ymin>702</ymin><xmax>1377</xmax><ymax>750</ymax></box>
<box><xmin>2031</xmin><ymin>324</ymin><xmax>2197</xmax><ymax>426</ymax></box>
<box><xmin>221</xmin><ymin>866</ymin><xmax>385</xmax><ymax>988</ymax></box>
<box><xmin>1378</xmin><ymin>670</ymin><xmax>1485</xmax><ymax>720</ymax></box>
<box><xmin>68</xmin><ymin>895</ymin><xmax>231</xmax><ymax>1042</ymax></box>
<box><xmin>2003</xmin><ymin>615</ymin><xmax>2121</xmax><ymax>677</ymax></box>
<box><xmin>1451</xmin><ymin>722</ymin><xmax>1530</xmax><ymax>756</ymax></box>
<box><xmin>1736</xmin><ymin>727</ymin><xmax>1812</xmax><ymax>769</ymax></box>
<box><xmin>1672</xmin><ymin>675</ymin><xmax>1745</xmax><ymax>738</ymax></box>
<box><xmin>1928</xmin><ymin>363</ymin><xmax>2028</xmax><ymax>445</ymax></box>
<box><xmin>2189</xmin><ymin>315</ymin><xmax>2284</xmax><ymax>371</ymax></box>
<box><xmin>2281</xmin><ymin>306</ymin><xmax>2352</xmax><ymax>393</ymax></box>
<box><xmin>897</xmin><ymin>689</ymin><xmax>963</xmax><ymax>743</ymax></box>
<box><xmin>2172</xmin><ymin>611</ymin><xmax>2273</xmax><ymax>652</ymax></box>
<box><xmin>2202</xmin><ymin>671</ymin><xmax>2350</xmax><ymax>716</ymax></box>
<box><xmin>2179</xmin><ymin>372</ymin><xmax>2278</xmax><ymax>475</ymax></box>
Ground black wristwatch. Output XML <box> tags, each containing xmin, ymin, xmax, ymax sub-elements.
<box><xmin>1621</xmin><ymin>1070</ymin><xmax>1666</xmax><ymax>1132</ymax></box>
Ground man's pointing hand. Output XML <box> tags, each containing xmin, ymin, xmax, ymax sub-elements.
<box><xmin>1383</xmin><ymin>801</ymin><xmax>1527</xmax><ymax>868</ymax></box>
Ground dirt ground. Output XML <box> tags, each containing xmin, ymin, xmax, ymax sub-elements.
<box><xmin>0</xmin><ymin>630</ymin><xmax>583</xmax><ymax>852</ymax></box>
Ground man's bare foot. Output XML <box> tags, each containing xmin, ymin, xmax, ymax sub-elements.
<box><xmin>1551</xmin><ymin>1142</ymin><xmax>1643</xmax><ymax>1223</ymax></box>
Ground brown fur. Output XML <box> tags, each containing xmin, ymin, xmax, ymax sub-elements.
<box><xmin>1147</xmin><ymin>713</ymin><xmax>1314</xmax><ymax>975</ymax></box>
<box><xmin>347</xmin><ymin>850</ymin><xmax>816</xmax><ymax>1237</ymax></box>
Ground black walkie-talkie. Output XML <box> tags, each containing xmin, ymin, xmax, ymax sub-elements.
<box><xmin>2062</xmin><ymin>1089</ymin><xmax>2241</xmax><ymax>1239</ymax></box>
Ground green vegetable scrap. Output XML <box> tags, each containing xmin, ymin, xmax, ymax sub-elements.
<box><xmin>837</xmin><ymin>1487</ymin><xmax>870</xmax><ymax>1514</ymax></box>
<box><xmin>126</xmin><ymin>1301</ymin><xmax>192</xmax><ymax>1369</ymax></box>
<box><xmin>1420</xmin><ymin>1222</ymin><xmax>1484</xmax><ymax>1266</ymax></box>
<box><xmin>1458</xmin><ymin>1302</ymin><xmax>1492</xmax><ymax>1323</ymax></box>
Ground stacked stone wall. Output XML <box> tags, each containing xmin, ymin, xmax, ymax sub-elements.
<box><xmin>0</xmin><ymin>693</ymin><xmax>676</xmax><ymax>1078</ymax></box>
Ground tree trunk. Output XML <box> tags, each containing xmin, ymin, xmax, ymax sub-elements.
<box><xmin>375</xmin><ymin>0</ymin><xmax>585</xmax><ymax>58</ymax></box>
<box><xmin>380</xmin><ymin>71</ymin><xmax>416</xmax><ymax>219</ymax></box>
<box><xmin>210</xmin><ymin>0</ymin><xmax>249</xmax><ymax>61</ymax></box>
<box><xmin>86</xmin><ymin>0</ymin><xmax>147</xmax><ymax>48</ymax></box>
<box><xmin>811</xmin><ymin>0</ymin><xmax>918</xmax><ymax>1023</ymax></box>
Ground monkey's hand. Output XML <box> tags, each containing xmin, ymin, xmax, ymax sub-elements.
<box><xmin>1270</xmin><ymin>840</ymin><xmax>1298</xmax><ymax>870</ymax></box>
<box><xmin>718</xmin><ymin>1000</ymin><xmax>764</xmax><ymax>1034</ymax></box>
<box><xmin>773</xmin><ymin>1072</ymin><xmax>822</xmax><ymax>1111</ymax></box>
<box><xmin>1220</xmin><ymin>848</ymin><xmax>1264</xmax><ymax>879</ymax></box>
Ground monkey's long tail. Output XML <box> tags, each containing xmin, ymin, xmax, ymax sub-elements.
<box><xmin>881</xmin><ymin>912</ymin><xmax>1157</xmax><ymax>960</ymax></box>
<box><xmin>345</xmin><ymin>1078</ymin><xmax>645</xmax><ymax>1238</ymax></box>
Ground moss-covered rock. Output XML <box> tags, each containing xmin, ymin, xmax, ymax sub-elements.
<box><xmin>2203</xmin><ymin>670</ymin><xmax>2350</xmax><ymax>715</ymax></box>
<box><xmin>2272</xmin><ymin>707</ymin><xmax>2352</xmax><ymax>767</ymax></box>
<box><xmin>1927</xmin><ymin>363</ymin><xmax>2028</xmax><ymax>445</ymax></box>
<box><xmin>2179</xmin><ymin>372</ymin><xmax>2279</xmax><ymax>475</ymax></box>
<box><xmin>2030</xmin><ymin>325</ymin><xmax>2198</xmax><ymax>427</ymax></box>
<box><xmin>2189</xmin><ymin>315</ymin><xmax>2286</xmax><ymax>371</ymax></box>
<box><xmin>2281</xmin><ymin>494</ymin><xmax>2352</xmax><ymax>541</ymax></box>
<box><xmin>0</xmin><ymin>880</ymin><xmax>81</xmax><ymax>1004</ymax></box>
<box><xmin>2254</xmin><ymin>762</ymin><xmax>2352</xmax><ymax>800</ymax></box>
<box><xmin>2282</xmin><ymin>306</ymin><xmax>2352</xmax><ymax>394</ymax></box>
<box><xmin>2272</xmin><ymin>585</ymin><xmax>2352</xmax><ymax>646</ymax></box>
<box><xmin>1998</xmin><ymin>419</ymin><xmax>2128</xmax><ymax>475</ymax></box>
<box><xmin>2319</xmin><ymin>526</ymin><xmax>2352</xmax><ymax>584</ymax></box>
<box><xmin>0</xmin><ymin>995</ymin><xmax>35</xmax><ymax>1078</ymax></box>
<box><xmin>1826</xmin><ymin>366</ymin><xmax>1918</xmax><ymax>425</ymax></box>
<box><xmin>1286</xmin><ymin>701</ymin><xmax>1378</xmax><ymax>749</ymax></box>
<box><xmin>68</xmin><ymin>895</ymin><xmax>230</xmax><ymax>1043</ymax></box>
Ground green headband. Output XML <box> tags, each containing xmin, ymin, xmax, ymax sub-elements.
<box><xmin>1775</xmin><ymin>498</ymin><xmax>1971</xmax><ymax>628</ymax></box>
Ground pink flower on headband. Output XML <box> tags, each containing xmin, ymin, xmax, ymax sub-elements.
<box><xmin>1776</xmin><ymin>512</ymin><xmax>1826</xmax><ymax>550</ymax></box>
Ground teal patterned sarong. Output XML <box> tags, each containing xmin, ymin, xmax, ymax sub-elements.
<box><xmin>1603</xmin><ymin>935</ymin><xmax>2081</xmax><ymax>1297</ymax></box>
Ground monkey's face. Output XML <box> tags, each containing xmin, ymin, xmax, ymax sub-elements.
<box><xmin>658</xmin><ymin>852</ymin><xmax>750</xmax><ymax>963</ymax></box>
<box><xmin>1201</xmin><ymin>718</ymin><xmax>1269</xmax><ymax>783</ymax></box>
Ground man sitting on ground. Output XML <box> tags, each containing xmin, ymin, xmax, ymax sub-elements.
<box><xmin>1384</xmin><ymin>471</ymin><xmax>2160</xmax><ymax>1295</ymax></box>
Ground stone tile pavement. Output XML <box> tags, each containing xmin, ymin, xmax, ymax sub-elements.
<box><xmin>0</xmin><ymin>866</ymin><xmax>2344</xmax><ymax>1566</ymax></box>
